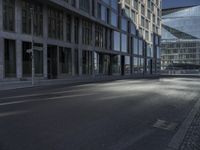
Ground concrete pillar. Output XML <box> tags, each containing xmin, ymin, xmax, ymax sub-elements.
<box><xmin>78</xmin><ymin>18</ymin><xmax>82</xmax><ymax>75</ymax></box>
<box><xmin>43</xmin><ymin>4</ymin><xmax>48</xmax><ymax>79</ymax></box>
<box><xmin>75</xmin><ymin>0</ymin><xmax>79</xmax><ymax>9</ymax></box>
<box><xmin>0</xmin><ymin>38</ymin><xmax>4</xmax><ymax>80</ymax></box>
<box><xmin>93</xmin><ymin>0</ymin><xmax>97</xmax><ymax>18</ymax></box>
<box><xmin>43</xmin><ymin>43</ymin><xmax>48</xmax><ymax>78</ymax></box>
<box><xmin>63</xmin><ymin>13</ymin><xmax>66</xmax><ymax>42</ymax></box>
<box><xmin>71</xmin><ymin>15</ymin><xmax>75</xmax><ymax>44</ymax></box>
<box><xmin>92</xmin><ymin>23</ymin><xmax>95</xmax><ymax>76</ymax></box>
<box><xmin>16</xmin><ymin>0</ymin><xmax>21</xmax><ymax>33</ymax></box>
<box><xmin>71</xmin><ymin>48</ymin><xmax>75</xmax><ymax>76</ymax></box>
<box><xmin>71</xmin><ymin>16</ymin><xmax>75</xmax><ymax>76</ymax></box>
<box><xmin>16</xmin><ymin>0</ymin><xmax>22</xmax><ymax>79</ymax></box>
<box><xmin>0</xmin><ymin>0</ymin><xmax>3</xmax><ymax>31</ymax></box>
<box><xmin>16</xmin><ymin>40</ymin><xmax>22</xmax><ymax>79</ymax></box>
<box><xmin>89</xmin><ymin>0</ymin><xmax>92</xmax><ymax>16</ymax></box>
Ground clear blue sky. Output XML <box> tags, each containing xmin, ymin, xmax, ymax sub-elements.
<box><xmin>162</xmin><ymin>0</ymin><xmax>200</xmax><ymax>9</ymax></box>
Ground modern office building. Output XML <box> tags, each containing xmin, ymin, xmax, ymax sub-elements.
<box><xmin>0</xmin><ymin>0</ymin><xmax>161</xmax><ymax>82</ymax></box>
<box><xmin>161</xmin><ymin>5</ymin><xmax>200</xmax><ymax>69</ymax></box>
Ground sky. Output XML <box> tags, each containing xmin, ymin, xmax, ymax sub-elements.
<box><xmin>162</xmin><ymin>0</ymin><xmax>200</xmax><ymax>9</ymax></box>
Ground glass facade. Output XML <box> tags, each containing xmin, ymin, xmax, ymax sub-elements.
<box><xmin>161</xmin><ymin>5</ymin><xmax>200</xmax><ymax>69</ymax></box>
<box><xmin>0</xmin><ymin>0</ymin><xmax>161</xmax><ymax>81</ymax></box>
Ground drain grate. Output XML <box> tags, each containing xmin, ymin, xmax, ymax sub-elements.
<box><xmin>153</xmin><ymin>119</ymin><xmax>178</xmax><ymax>131</ymax></box>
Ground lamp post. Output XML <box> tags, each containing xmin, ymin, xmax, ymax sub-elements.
<box><xmin>30</xmin><ymin>7</ymin><xmax>35</xmax><ymax>86</ymax></box>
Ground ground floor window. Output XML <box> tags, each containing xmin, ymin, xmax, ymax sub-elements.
<box><xmin>112</xmin><ymin>55</ymin><xmax>121</xmax><ymax>75</ymax></box>
<box><xmin>22</xmin><ymin>42</ymin><xmax>43</xmax><ymax>77</ymax></box>
<box><xmin>22</xmin><ymin>42</ymin><xmax>32</xmax><ymax>77</ymax></box>
<box><xmin>133</xmin><ymin>57</ymin><xmax>139</xmax><ymax>73</ymax></box>
<box><xmin>4</xmin><ymin>39</ymin><xmax>16</xmax><ymax>77</ymax></box>
<box><xmin>139</xmin><ymin>57</ymin><xmax>144</xmax><ymax>73</ymax></box>
<box><xmin>74</xmin><ymin>49</ymin><xmax>79</xmax><ymax>75</ymax></box>
<box><xmin>59</xmin><ymin>47</ymin><xmax>72</xmax><ymax>75</ymax></box>
<box><xmin>34</xmin><ymin>43</ymin><xmax>43</xmax><ymax>76</ymax></box>
<box><xmin>82</xmin><ymin>50</ymin><xmax>92</xmax><ymax>75</ymax></box>
<box><xmin>125</xmin><ymin>56</ymin><xmax>131</xmax><ymax>75</ymax></box>
<box><xmin>99</xmin><ymin>54</ymin><xmax>111</xmax><ymax>75</ymax></box>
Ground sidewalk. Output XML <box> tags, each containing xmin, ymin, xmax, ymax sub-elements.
<box><xmin>179</xmin><ymin>105</ymin><xmax>200</xmax><ymax>150</ymax></box>
<box><xmin>0</xmin><ymin>75</ymin><xmax>159</xmax><ymax>91</ymax></box>
<box><xmin>167</xmin><ymin>97</ymin><xmax>200</xmax><ymax>150</ymax></box>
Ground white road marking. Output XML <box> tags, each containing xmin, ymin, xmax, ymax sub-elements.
<box><xmin>0</xmin><ymin>110</ymin><xmax>29</xmax><ymax>118</ymax></box>
<box><xmin>0</xmin><ymin>93</ymin><xmax>96</xmax><ymax>106</ymax></box>
<box><xmin>0</xmin><ymin>88</ymin><xmax>94</xmax><ymax>100</ymax></box>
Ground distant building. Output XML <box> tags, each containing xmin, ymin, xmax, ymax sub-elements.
<box><xmin>161</xmin><ymin>5</ymin><xmax>200</xmax><ymax>70</ymax></box>
<box><xmin>0</xmin><ymin>0</ymin><xmax>161</xmax><ymax>82</ymax></box>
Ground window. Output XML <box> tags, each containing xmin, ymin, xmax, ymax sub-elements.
<box><xmin>59</xmin><ymin>47</ymin><xmax>72</xmax><ymax>75</ymax></box>
<box><xmin>139</xmin><ymin>40</ymin><xmax>143</xmax><ymax>55</ymax></box>
<box><xmin>134</xmin><ymin>0</ymin><xmax>138</xmax><ymax>10</ymax></box>
<box><xmin>139</xmin><ymin>57</ymin><xmax>144</xmax><ymax>73</ymax></box>
<box><xmin>82</xmin><ymin>20</ymin><xmax>92</xmax><ymax>45</ymax></box>
<box><xmin>74</xmin><ymin>49</ymin><xmax>79</xmax><ymax>75</ymax></box>
<box><xmin>66</xmin><ymin>15</ymin><xmax>71</xmax><ymax>42</ymax></box>
<box><xmin>133</xmin><ymin>37</ymin><xmax>138</xmax><ymax>55</ymax></box>
<box><xmin>82</xmin><ymin>50</ymin><xmax>92</xmax><ymax>75</ymax></box>
<box><xmin>3</xmin><ymin>0</ymin><xmax>15</xmax><ymax>31</ymax></box>
<box><xmin>141</xmin><ymin>4</ymin><xmax>145</xmax><ymax>15</ymax></box>
<box><xmin>22</xmin><ymin>42</ymin><xmax>43</xmax><ymax>77</ymax></box>
<box><xmin>121</xmin><ymin>17</ymin><xmax>127</xmax><ymax>32</ymax></box>
<box><xmin>111</xmin><ymin>0</ymin><xmax>118</xmax><ymax>10</ymax></box>
<box><xmin>133</xmin><ymin>57</ymin><xmax>139</xmax><ymax>73</ymax></box>
<box><xmin>48</xmin><ymin>7</ymin><xmax>63</xmax><ymax>40</ymax></box>
<box><xmin>79</xmin><ymin>0</ymin><xmax>90</xmax><ymax>13</ymax></box>
<box><xmin>121</xmin><ymin>34</ymin><xmax>128</xmax><ymax>53</ymax></box>
<box><xmin>4</xmin><ymin>39</ymin><xmax>16</xmax><ymax>77</ymax></box>
<box><xmin>74</xmin><ymin>18</ymin><xmax>79</xmax><ymax>44</ymax></box>
<box><xmin>125</xmin><ymin>6</ymin><xmax>130</xmax><ymax>17</ymax></box>
<box><xmin>131</xmin><ymin>10</ymin><xmax>137</xmax><ymax>23</ymax></box>
<box><xmin>98</xmin><ymin>4</ymin><xmax>107</xmax><ymax>22</ymax></box>
<box><xmin>34</xmin><ymin>43</ymin><xmax>43</xmax><ymax>75</ymax></box>
<box><xmin>22</xmin><ymin>0</ymin><xmax>43</xmax><ymax>36</ymax></box>
<box><xmin>113</xmin><ymin>31</ymin><xmax>120</xmax><ymax>51</ymax></box>
<box><xmin>131</xmin><ymin>23</ymin><xmax>136</xmax><ymax>35</ymax></box>
<box><xmin>111</xmin><ymin>11</ymin><xmax>118</xmax><ymax>27</ymax></box>
<box><xmin>125</xmin><ymin>56</ymin><xmax>131</xmax><ymax>75</ymax></box>
<box><xmin>112</xmin><ymin>55</ymin><xmax>121</xmax><ymax>75</ymax></box>
<box><xmin>22</xmin><ymin>42</ymin><xmax>32</xmax><ymax>77</ymax></box>
<box><xmin>95</xmin><ymin>24</ymin><xmax>104</xmax><ymax>48</ymax></box>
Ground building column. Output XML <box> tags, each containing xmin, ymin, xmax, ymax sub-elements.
<box><xmin>0</xmin><ymin>38</ymin><xmax>4</xmax><ymax>80</ymax></box>
<box><xmin>16</xmin><ymin>0</ymin><xmax>22</xmax><ymax>79</ymax></box>
<box><xmin>16</xmin><ymin>40</ymin><xmax>22</xmax><ymax>79</ymax></box>
<box><xmin>57</xmin><ymin>46</ymin><xmax>60</xmax><ymax>78</ymax></box>
<box><xmin>0</xmin><ymin>0</ymin><xmax>3</xmax><ymax>31</ymax></box>
<box><xmin>43</xmin><ymin>43</ymin><xmax>48</xmax><ymax>78</ymax></box>
<box><xmin>43</xmin><ymin>4</ymin><xmax>48</xmax><ymax>79</ymax></box>
<box><xmin>92</xmin><ymin>22</ymin><xmax>95</xmax><ymax>76</ymax></box>
<box><xmin>71</xmin><ymin>16</ymin><xmax>75</xmax><ymax>76</ymax></box>
<box><xmin>78</xmin><ymin>18</ymin><xmax>82</xmax><ymax>76</ymax></box>
<box><xmin>75</xmin><ymin>0</ymin><xmax>79</xmax><ymax>9</ymax></box>
<box><xmin>16</xmin><ymin>0</ymin><xmax>22</xmax><ymax>33</ymax></box>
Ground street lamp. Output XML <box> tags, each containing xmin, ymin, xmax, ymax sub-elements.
<box><xmin>30</xmin><ymin>7</ymin><xmax>35</xmax><ymax>86</ymax></box>
<box><xmin>27</xmin><ymin>7</ymin><xmax>43</xmax><ymax>86</ymax></box>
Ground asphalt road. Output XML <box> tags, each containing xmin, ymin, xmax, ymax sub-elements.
<box><xmin>0</xmin><ymin>78</ymin><xmax>200</xmax><ymax>150</ymax></box>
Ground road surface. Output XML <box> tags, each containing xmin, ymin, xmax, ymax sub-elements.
<box><xmin>0</xmin><ymin>78</ymin><xmax>200</xmax><ymax>150</ymax></box>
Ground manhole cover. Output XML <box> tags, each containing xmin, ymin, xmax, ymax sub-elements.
<box><xmin>153</xmin><ymin>119</ymin><xmax>178</xmax><ymax>131</ymax></box>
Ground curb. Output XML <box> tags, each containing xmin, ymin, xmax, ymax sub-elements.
<box><xmin>167</xmin><ymin>98</ymin><xmax>200</xmax><ymax>150</ymax></box>
<box><xmin>0</xmin><ymin>75</ymin><xmax>160</xmax><ymax>91</ymax></box>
